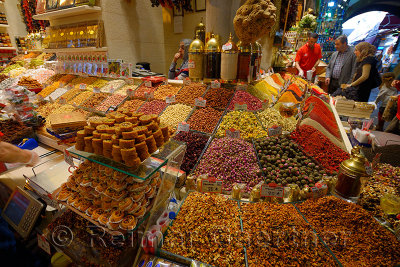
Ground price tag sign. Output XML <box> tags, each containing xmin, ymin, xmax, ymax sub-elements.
<box><xmin>311</xmin><ymin>183</ymin><xmax>328</xmax><ymax>199</ymax></box>
<box><xmin>110</xmin><ymin>105</ymin><xmax>117</xmax><ymax>111</ymax></box>
<box><xmin>163</xmin><ymin>78</ymin><xmax>169</xmax><ymax>85</ymax></box>
<box><xmin>59</xmin><ymin>97</ymin><xmax>66</xmax><ymax>104</ymax></box>
<box><xmin>211</xmin><ymin>80</ymin><xmax>221</xmax><ymax>89</ymax></box>
<box><xmin>145</xmin><ymin>80</ymin><xmax>152</xmax><ymax>87</ymax></box>
<box><xmin>126</xmin><ymin>78</ymin><xmax>134</xmax><ymax>85</ymax></box>
<box><xmin>144</xmin><ymin>91</ymin><xmax>154</xmax><ymax>100</ymax></box>
<box><xmin>59</xmin><ymin>82</ymin><xmax>66</xmax><ymax>87</ymax></box>
<box><xmin>166</xmin><ymin>95</ymin><xmax>176</xmax><ymax>104</ymax></box>
<box><xmin>36</xmin><ymin>95</ymin><xmax>44</xmax><ymax>102</ymax></box>
<box><xmin>93</xmin><ymin>87</ymin><xmax>100</xmax><ymax>93</ymax></box>
<box><xmin>195</xmin><ymin>97</ymin><xmax>206</xmax><ymax>107</ymax></box>
<box><xmin>201</xmin><ymin>177</ymin><xmax>223</xmax><ymax>193</ymax></box>
<box><xmin>24</xmin><ymin>51</ymin><xmax>28</xmax><ymax>55</ymax></box>
<box><xmin>184</xmin><ymin>77</ymin><xmax>191</xmax><ymax>86</ymax></box>
<box><xmin>268</xmin><ymin>125</ymin><xmax>282</xmax><ymax>137</ymax></box>
<box><xmin>64</xmin><ymin>150</ymin><xmax>75</xmax><ymax>167</ymax></box>
<box><xmin>109</xmin><ymin>86</ymin><xmax>115</xmax><ymax>94</ymax></box>
<box><xmin>188</xmin><ymin>60</ymin><xmax>195</xmax><ymax>69</ymax></box>
<box><xmin>372</xmin><ymin>153</ymin><xmax>382</xmax><ymax>170</ymax></box>
<box><xmin>261</xmin><ymin>183</ymin><xmax>284</xmax><ymax>198</ymax></box>
<box><xmin>225</xmin><ymin>128</ymin><xmax>240</xmax><ymax>138</ymax></box>
<box><xmin>236</xmin><ymin>83</ymin><xmax>248</xmax><ymax>91</ymax></box>
<box><xmin>177</xmin><ymin>122</ymin><xmax>190</xmax><ymax>132</ymax></box>
<box><xmin>127</xmin><ymin>88</ymin><xmax>134</xmax><ymax>97</ymax></box>
<box><xmin>37</xmin><ymin>234</ymin><xmax>51</xmax><ymax>255</ymax></box>
<box><xmin>79</xmin><ymin>83</ymin><xmax>86</xmax><ymax>90</ymax></box>
<box><xmin>222</xmin><ymin>43</ymin><xmax>232</xmax><ymax>51</ymax></box>
<box><xmin>365</xmin><ymin>161</ymin><xmax>373</xmax><ymax>175</ymax></box>
<box><xmin>262</xmin><ymin>99</ymin><xmax>269</xmax><ymax>109</ymax></box>
<box><xmin>234</xmin><ymin>103</ymin><xmax>248</xmax><ymax>111</ymax></box>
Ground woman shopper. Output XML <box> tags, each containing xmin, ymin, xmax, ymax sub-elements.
<box><xmin>374</xmin><ymin>72</ymin><xmax>397</xmax><ymax>131</ymax></box>
<box><xmin>333</xmin><ymin>42</ymin><xmax>381</xmax><ymax>101</ymax></box>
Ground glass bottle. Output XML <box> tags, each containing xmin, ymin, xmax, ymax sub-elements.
<box><xmin>220</xmin><ymin>33</ymin><xmax>238</xmax><ymax>82</ymax></box>
<box><xmin>236</xmin><ymin>41</ymin><xmax>251</xmax><ymax>82</ymax></box>
<box><xmin>188</xmin><ymin>34</ymin><xmax>204</xmax><ymax>81</ymax></box>
<box><xmin>204</xmin><ymin>34</ymin><xmax>221</xmax><ymax>81</ymax></box>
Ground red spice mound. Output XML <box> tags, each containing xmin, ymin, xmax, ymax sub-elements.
<box><xmin>290</xmin><ymin>125</ymin><xmax>349</xmax><ymax>173</ymax></box>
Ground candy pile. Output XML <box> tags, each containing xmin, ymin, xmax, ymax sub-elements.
<box><xmin>203</xmin><ymin>87</ymin><xmax>234</xmax><ymax>110</ymax></box>
<box><xmin>216</xmin><ymin>110</ymin><xmax>268</xmax><ymax>139</ymax></box>
<box><xmin>159</xmin><ymin>103</ymin><xmax>192</xmax><ymax>131</ymax></box>
<box><xmin>134</xmin><ymin>84</ymin><xmax>159</xmax><ymax>99</ymax></box>
<box><xmin>187</xmin><ymin>107</ymin><xmax>223</xmax><ymax>134</ymax></box>
<box><xmin>67</xmin><ymin>91</ymin><xmax>92</xmax><ymax>105</ymax></box>
<box><xmin>45</xmin><ymin>88</ymin><xmax>68</xmax><ymax>101</ymax></box>
<box><xmin>257</xmin><ymin>107</ymin><xmax>297</xmax><ymax>132</ymax></box>
<box><xmin>118</xmin><ymin>99</ymin><xmax>145</xmax><ymax>113</ymax></box>
<box><xmin>162</xmin><ymin>192</ymin><xmax>244</xmax><ymax>266</ymax></box>
<box><xmin>172</xmin><ymin>131</ymin><xmax>209</xmax><ymax>174</ymax></box>
<box><xmin>17</xmin><ymin>76</ymin><xmax>42</xmax><ymax>89</ymax></box>
<box><xmin>81</xmin><ymin>93</ymin><xmax>108</xmax><ymax>109</ymax></box>
<box><xmin>175</xmin><ymin>83</ymin><xmax>207</xmax><ymax>105</ymax></box>
<box><xmin>154</xmin><ymin>84</ymin><xmax>181</xmax><ymax>101</ymax></box>
<box><xmin>101</xmin><ymin>79</ymin><xmax>126</xmax><ymax>93</ymax></box>
<box><xmin>95</xmin><ymin>94</ymin><xmax>127</xmax><ymax>112</ymax></box>
<box><xmin>195</xmin><ymin>137</ymin><xmax>262</xmax><ymax>192</ymax></box>
<box><xmin>87</xmin><ymin>79</ymin><xmax>109</xmax><ymax>91</ymax></box>
<box><xmin>137</xmin><ymin>100</ymin><xmax>167</xmax><ymax>115</ymax></box>
<box><xmin>228</xmin><ymin>90</ymin><xmax>263</xmax><ymax>111</ymax></box>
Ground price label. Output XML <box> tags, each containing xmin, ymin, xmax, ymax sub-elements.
<box><xmin>127</xmin><ymin>88</ymin><xmax>134</xmax><ymax>97</ymax></box>
<box><xmin>110</xmin><ymin>105</ymin><xmax>117</xmax><ymax>111</ymax></box>
<box><xmin>311</xmin><ymin>183</ymin><xmax>328</xmax><ymax>199</ymax></box>
<box><xmin>109</xmin><ymin>86</ymin><xmax>115</xmax><ymax>94</ymax></box>
<box><xmin>236</xmin><ymin>83</ymin><xmax>248</xmax><ymax>91</ymax></box>
<box><xmin>211</xmin><ymin>80</ymin><xmax>221</xmax><ymax>89</ymax></box>
<box><xmin>79</xmin><ymin>83</ymin><xmax>86</xmax><ymax>90</ymax></box>
<box><xmin>37</xmin><ymin>234</ymin><xmax>51</xmax><ymax>255</ymax></box>
<box><xmin>144</xmin><ymin>91</ymin><xmax>154</xmax><ymax>100</ymax></box>
<box><xmin>234</xmin><ymin>103</ymin><xmax>248</xmax><ymax>111</ymax></box>
<box><xmin>93</xmin><ymin>87</ymin><xmax>100</xmax><ymax>93</ymax></box>
<box><xmin>262</xmin><ymin>99</ymin><xmax>269</xmax><ymax>109</ymax></box>
<box><xmin>372</xmin><ymin>153</ymin><xmax>382</xmax><ymax>170</ymax></box>
<box><xmin>177</xmin><ymin>122</ymin><xmax>190</xmax><ymax>132</ymax></box>
<box><xmin>24</xmin><ymin>51</ymin><xmax>27</xmax><ymax>55</ymax></box>
<box><xmin>145</xmin><ymin>80</ymin><xmax>152</xmax><ymax>87</ymax></box>
<box><xmin>195</xmin><ymin>97</ymin><xmax>206</xmax><ymax>107</ymax></box>
<box><xmin>365</xmin><ymin>161</ymin><xmax>373</xmax><ymax>175</ymax></box>
<box><xmin>58</xmin><ymin>97</ymin><xmax>66</xmax><ymax>104</ymax></box>
<box><xmin>163</xmin><ymin>79</ymin><xmax>169</xmax><ymax>85</ymax></box>
<box><xmin>188</xmin><ymin>60</ymin><xmax>195</xmax><ymax>69</ymax></box>
<box><xmin>268</xmin><ymin>126</ymin><xmax>282</xmax><ymax>137</ymax></box>
<box><xmin>64</xmin><ymin>150</ymin><xmax>75</xmax><ymax>167</ymax></box>
<box><xmin>261</xmin><ymin>184</ymin><xmax>284</xmax><ymax>198</ymax></box>
<box><xmin>59</xmin><ymin>82</ymin><xmax>66</xmax><ymax>87</ymax></box>
<box><xmin>201</xmin><ymin>178</ymin><xmax>223</xmax><ymax>193</ymax></box>
<box><xmin>225</xmin><ymin>128</ymin><xmax>240</xmax><ymax>138</ymax></box>
<box><xmin>166</xmin><ymin>95</ymin><xmax>176</xmax><ymax>104</ymax></box>
<box><xmin>183</xmin><ymin>77</ymin><xmax>191</xmax><ymax>86</ymax></box>
<box><xmin>126</xmin><ymin>78</ymin><xmax>134</xmax><ymax>85</ymax></box>
<box><xmin>222</xmin><ymin>43</ymin><xmax>232</xmax><ymax>51</ymax></box>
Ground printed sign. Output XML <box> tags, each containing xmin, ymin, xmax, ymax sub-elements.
<box><xmin>225</xmin><ymin>128</ymin><xmax>240</xmax><ymax>138</ymax></box>
<box><xmin>261</xmin><ymin>183</ymin><xmax>284</xmax><ymax>198</ymax></box>
<box><xmin>64</xmin><ymin>150</ymin><xmax>75</xmax><ymax>167</ymax></box>
<box><xmin>145</xmin><ymin>80</ymin><xmax>152</xmax><ymax>87</ymax></box>
<box><xmin>236</xmin><ymin>83</ymin><xmax>248</xmax><ymax>91</ymax></box>
<box><xmin>79</xmin><ymin>83</ymin><xmax>86</xmax><ymax>90</ymax></box>
<box><xmin>211</xmin><ymin>80</ymin><xmax>221</xmax><ymax>89</ymax></box>
<box><xmin>37</xmin><ymin>234</ymin><xmax>51</xmax><ymax>255</ymax></box>
<box><xmin>184</xmin><ymin>77</ymin><xmax>191</xmax><ymax>86</ymax></box>
<box><xmin>166</xmin><ymin>95</ymin><xmax>176</xmax><ymax>104</ymax></box>
<box><xmin>188</xmin><ymin>60</ymin><xmax>195</xmax><ymax>69</ymax></box>
<box><xmin>127</xmin><ymin>89</ymin><xmax>134</xmax><ymax>98</ymax></box>
<box><xmin>195</xmin><ymin>97</ymin><xmax>206</xmax><ymax>107</ymax></box>
<box><xmin>201</xmin><ymin>177</ymin><xmax>223</xmax><ymax>193</ymax></box>
<box><xmin>268</xmin><ymin>126</ymin><xmax>282</xmax><ymax>137</ymax></box>
<box><xmin>311</xmin><ymin>183</ymin><xmax>328</xmax><ymax>199</ymax></box>
<box><xmin>144</xmin><ymin>91</ymin><xmax>154</xmax><ymax>100</ymax></box>
<box><xmin>177</xmin><ymin>122</ymin><xmax>190</xmax><ymax>132</ymax></box>
<box><xmin>234</xmin><ymin>103</ymin><xmax>248</xmax><ymax>111</ymax></box>
<box><xmin>93</xmin><ymin>87</ymin><xmax>101</xmax><ymax>93</ymax></box>
<box><xmin>222</xmin><ymin>43</ymin><xmax>232</xmax><ymax>51</ymax></box>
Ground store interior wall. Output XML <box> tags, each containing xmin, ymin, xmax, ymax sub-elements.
<box><xmin>162</xmin><ymin>8</ymin><xmax>205</xmax><ymax>75</ymax></box>
<box><xmin>3</xmin><ymin>0</ymin><xmax>27</xmax><ymax>48</ymax></box>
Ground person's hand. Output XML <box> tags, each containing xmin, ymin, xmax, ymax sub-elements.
<box><xmin>173</xmin><ymin>52</ymin><xmax>181</xmax><ymax>63</ymax></box>
<box><xmin>24</xmin><ymin>150</ymin><xmax>40</xmax><ymax>167</ymax></box>
<box><xmin>298</xmin><ymin>69</ymin><xmax>304</xmax><ymax>77</ymax></box>
<box><xmin>325</xmin><ymin>78</ymin><xmax>330</xmax><ymax>85</ymax></box>
<box><xmin>311</xmin><ymin>67</ymin><xmax>316</xmax><ymax>73</ymax></box>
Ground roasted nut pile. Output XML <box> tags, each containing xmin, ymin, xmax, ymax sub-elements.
<box><xmin>216</xmin><ymin>110</ymin><xmax>268</xmax><ymax>139</ymax></box>
<box><xmin>67</xmin><ymin>91</ymin><xmax>92</xmax><ymax>105</ymax></box>
<box><xmin>175</xmin><ymin>83</ymin><xmax>207</xmax><ymax>105</ymax></box>
<box><xmin>154</xmin><ymin>84</ymin><xmax>181</xmax><ymax>101</ymax></box>
<box><xmin>59</xmin><ymin>87</ymin><xmax>81</xmax><ymax>101</ymax></box>
<box><xmin>81</xmin><ymin>93</ymin><xmax>108</xmax><ymax>109</ymax></box>
<box><xmin>17</xmin><ymin>76</ymin><xmax>42</xmax><ymax>89</ymax></box>
<box><xmin>297</xmin><ymin>196</ymin><xmax>400</xmax><ymax>266</ymax></box>
<box><xmin>36</xmin><ymin>102</ymin><xmax>62</xmax><ymax>117</ymax></box>
<box><xmin>95</xmin><ymin>94</ymin><xmax>126</xmax><ymax>112</ymax></box>
<box><xmin>203</xmin><ymin>87</ymin><xmax>234</xmax><ymax>110</ymax></box>
<box><xmin>195</xmin><ymin>137</ymin><xmax>262</xmax><ymax>192</ymax></box>
<box><xmin>172</xmin><ymin>131</ymin><xmax>209</xmax><ymax>174</ymax></box>
<box><xmin>116</xmin><ymin>84</ymin><xmax>137</xmax><ymax>96</ymax></box>
<box><xmin>137</xmin><ymin>100</ymin><xmax>167</xmax><ymax>115</ymax></box>
<box><xmin>228</xmin><ymin>90</ymin><xmax>263</xmax><ymax>111</ymax></box>
<box><xmin>118</xmin><ymin>99</ymin><xmax>145</xmax><ymax>112</ymax></box>
<box><xmin>257</xmin><ymin>107</ymin><xmax>297</xmax><ymax>132</ymax></box>
<box><xmin>159</xmin><ymin>103</ymin><xmax>192</xmax><ymax>131</ymax></box>
<box><xmin>0</xmin><ymin>120</ymin><xmax>32</xmax><ymax>144</ymax></box>
<box><xmin>134</xmin><ymin>84</ymin><xmax>159</xmax><ymax>98</ymax></box>
<box><xmin>100</xmin><ymin>79</ymin><xmax>126</xmax><ymax>93</ymax></box>
<box><xmin>187</xmin><ymin>107</ymin><xmax>223</xmax><ymax>134</ymax></box>
<box><xmin>241</xmin><ymin>202</ymin><xmax>337</xmax><ymax>266</ymax></box>
<box><xmin>162</xmin><ymin>192</ymin><xmax>244</xmax><ymax>267</ymax></box>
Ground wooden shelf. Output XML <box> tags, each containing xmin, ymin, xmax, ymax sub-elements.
<box><xmin>33</xmin><ymin>5</ymin><xmax>101</xmax><ymax>21</ymax></box>
<box><xmin>43</xmin><ymin>47</ymin><xmax>108</xmax><ymax>53</ymax></box>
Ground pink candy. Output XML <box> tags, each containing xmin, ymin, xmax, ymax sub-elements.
<box><xmin>138</xmin><ymin>100</ymin><xmax>168</xmax><ymax>115</ymax></box>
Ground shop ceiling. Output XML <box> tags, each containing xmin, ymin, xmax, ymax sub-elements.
<box><xmin>344</xmin><ymin>0</ymin><xmax>400</xmax><ymax>20</ymax></box>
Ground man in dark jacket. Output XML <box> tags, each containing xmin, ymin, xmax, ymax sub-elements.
<box><xmin>325</xmin><ymin>35</ymin><xmax>357</xmax><ymax>94</ymax></box>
